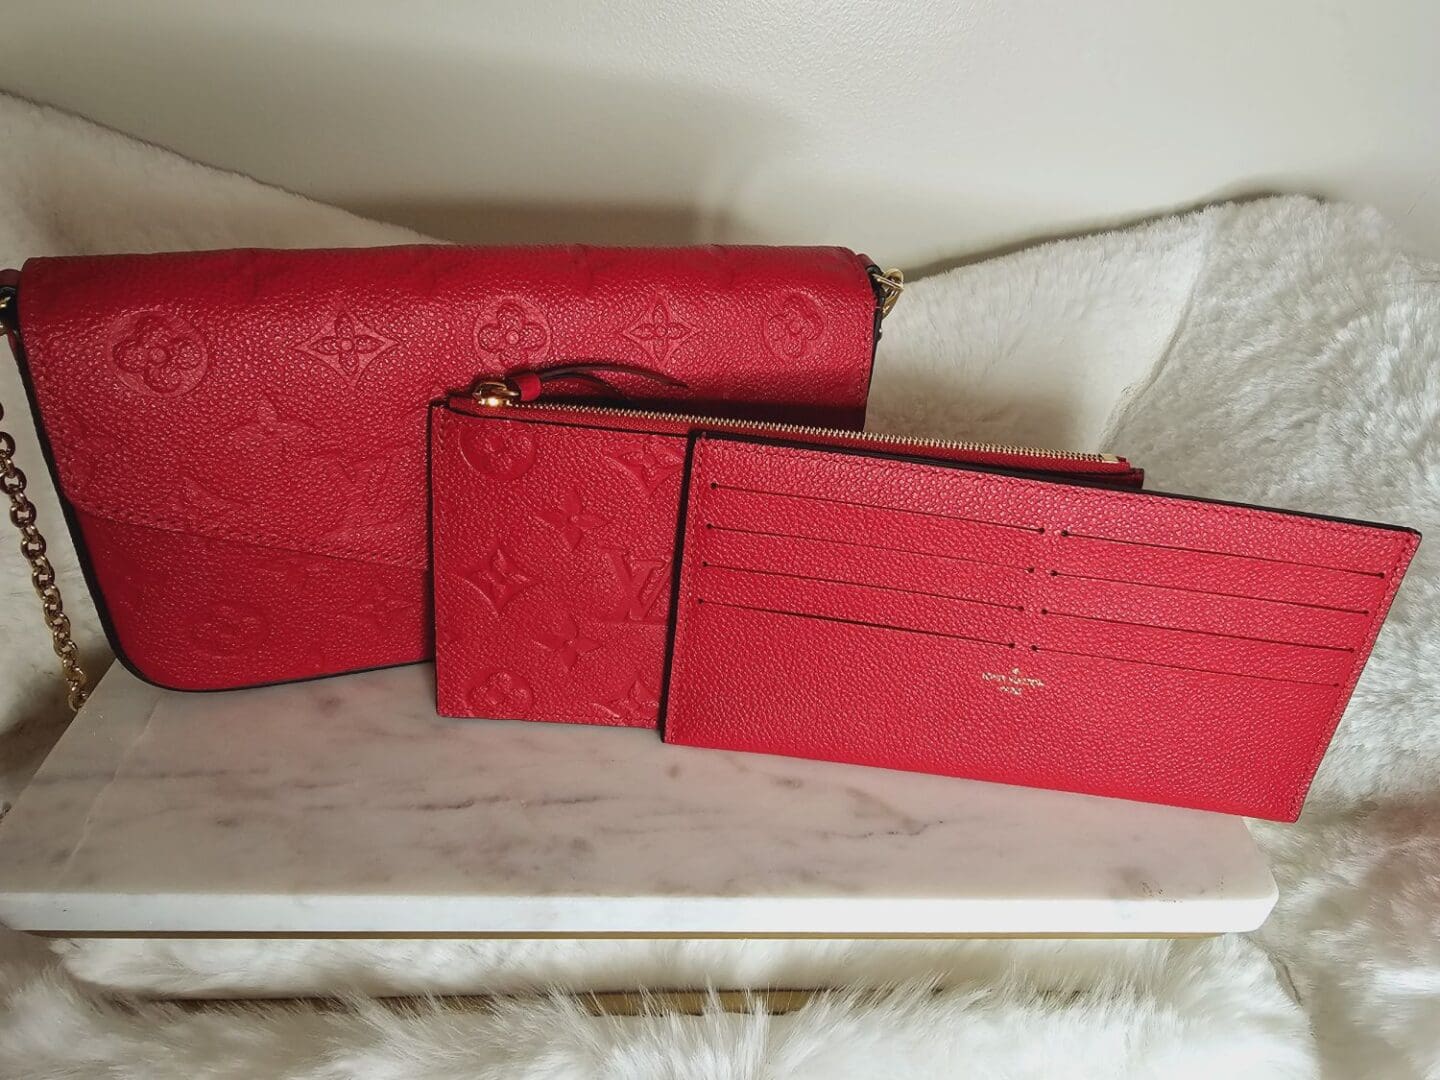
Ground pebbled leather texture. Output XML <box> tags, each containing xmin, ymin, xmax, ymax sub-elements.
<box><xmin>430</xmin><ymin>401</ymin><xmax>1142</xmax><ymax>727</ymax></box>
<box><xmin>11</xmin><ymin>245</ymin><xmax>880</xmax><ymax>690</ymax></box>
<box><xmin>662</xmin><ymin>435</ymin><xmax>1420</xmax><ymax>821</ymax></box>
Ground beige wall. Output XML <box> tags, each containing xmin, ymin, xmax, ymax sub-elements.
<box><xmin>6</xmin><ymin>1</ymin><xmax>1440</xmax><ymax>264</ymax></box>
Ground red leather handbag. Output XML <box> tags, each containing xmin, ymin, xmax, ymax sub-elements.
<box><xmin>0</xmin><ymin>246</ymin><xmax>900</xmax><ymax>697</ymax></box>
<box><xmin>430</xmin><ymin>392</ymin><xmax>1417</xmax><ymax>820</ymax></box>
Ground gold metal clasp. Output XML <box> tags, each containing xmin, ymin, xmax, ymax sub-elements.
<box><xmin>472</xmin><ymin>380</ymin><xmax>521</xmax><ymax>408</ymax></box>
<box><xmin>872</xmin><ymin>267</ymin><xmax>905</xmax><ymax>319</ymax></box>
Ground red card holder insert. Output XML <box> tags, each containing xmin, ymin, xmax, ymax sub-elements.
<box><xmin>662</xmin><ymin>434</ymin><xmax>1419</xmax><ymax>821</ymax></box>
<box><xmin>430</xmin><ymin>398</ymin><xmax>1143</xmax><ymax>728</ymax></box>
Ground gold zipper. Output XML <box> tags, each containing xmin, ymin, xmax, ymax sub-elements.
<box><xmin>470</xmin><ymin>387</ymin><xmax>1118</xmax><ymax>464</ymax></box>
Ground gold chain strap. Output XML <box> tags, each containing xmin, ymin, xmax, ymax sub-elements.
<box><xmin>0</xmin><ymin>290</ymin><xmax>90</xmax><ymax>711</ymax></box>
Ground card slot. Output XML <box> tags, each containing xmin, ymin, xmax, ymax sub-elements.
<box><xmin>700</xmin><ymin>561</ymin><xmax>1024</xmax><ymax>611</ymax></box>
<box><xmin>703</xmin><ymin>525</ymin><xmax>1031</xmax><ymax>608</ymax></box>
<box><xmin>706</xmin><ymin>523</ymin><xmax>1029</xmax><ymax>573</ymax></box>
<box><xmin>1061</xmin><ymin>528</ymin><xmax>1388</xmax><ymax>579</ymax></box>
<box><xmin>1031</xmin><ymin>645</ymin><xmax>1341</xmax><ymax>688</ymax></box>
<box><xmin>1042</xmin><ymin>575</ymin><xmax>1370</xmax><ymax>652</ymax></box>
<box><xmin>705</xmin><ymin>487</ymin><xmax>1040</xmax><ymax>572</ymax></box>
<box><xmin>1050</xmin><ymin>534</ymin><xmax>1387</xmax><ymax>612</ymax></box>
<box><xmin>1050</xmin><ymin>568</ymin><xmax>1370</xmax><ymax>615</ymax></box>
<box><xmin>696</xmin><ymin>565</ymin><xmax>1025</xmax><ymax>645</ymax></box>
<box><xmin>1039</xmin><ymin>607</ymin><xmax>1354</xmax><ymax>654</ymax></box>
<box><xmin>713</xmin><ymin>481</ymin><xmax>1044</xmax><ymax>533</ymax></box>
<box><xmin>694</xmin><ymin>599</ymin><xmax>1018</xmax><ymax>650</ymax></box>
<box><xmin>1034</xmin><ymin>612</ymin><xmax>1353</xmax><ymax>685</ymax></box>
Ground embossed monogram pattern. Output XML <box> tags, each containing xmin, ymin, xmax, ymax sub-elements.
<box><xmin>606</xmin><ymin>437</ymin><xmax>685</xmax><ymax>499</ymax></box>
<box><xmin>458</xmin><ymin>423</ymin><xmax>537</xmax><ymax>480</ymax></box>
<box><xmin>596</xmin><ymin>674</ymin><xmax>660</xmax><ymax>724</ymax></box>
<box><xmin>108</xmin><ymin>311</ymin><xmax>208</xmax><ymax>396</ymax></box>
<box><xmin>476</xmin><ymin>300</ymin><xmax>550</xmax><ymax>365</ymax></box>
<box><xmin>434</xmin><ymin>412</ymin><xmax>694</xmax><ymax>725</ymax></box>
<box><xmin>537</xmin><ymin>615</ymin><xmax>602</xmax><ymax>670</ymax></box>
<box><xmin>623</xmin><ymin>297</ymin><xmax>692</xmax><ymax>363</ymax></box>
<box><xmin>763</xmin><ymin>291</ymin><xmax>825</xmax><ymax>360</ymax></box>
<box><xmin>539</xmin><ymin>489</ymin><xmax>607</xmax><ymax>549</ymax></box>
<box><xmin>29</xmin><ymin>245</ymin><xmax>879</xmax><ymax>693</ymax></box>
<box><xmin>184</xmin><ymin>397</ymin><xmax>318</xmax><ymax>508</ymax></box>
<box><xmin>189</xmin><ymin>601</ymin><xmax>269</xmax><ymax>657</ymax></box>
<box><xmin>597</xmin><ymin>548</ymin><xmax>670</xmax><ymax>625</ymax></box>
<box><xmin>461</xmin><ymin>544</ymin><xmax>536</xmax><ymax>613</ymax></box>
<box><xmin>298</xmin><ymin>310</ymin><xmax>396</xmax><ymax>383</ymax></box>
<box><xmin>352</xmin><ymin>587</ymin><xmax>413</xmax><ymax>629</ymax></box>
<box><xmin>466</xmin><ymin>669</ymin><xmax>535</xmax><ymax>717</ymax></box>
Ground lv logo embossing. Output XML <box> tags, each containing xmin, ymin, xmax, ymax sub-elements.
<box><xmin>598</xmin><ymin>548</ymin><xmax>669</xmax><ymax>625</ymax></box>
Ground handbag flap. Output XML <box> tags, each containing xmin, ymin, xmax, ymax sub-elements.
<box><xmin>17</xmin><ymin>245</ymin><xmax>879</xmax><ymax>570</ymax></box>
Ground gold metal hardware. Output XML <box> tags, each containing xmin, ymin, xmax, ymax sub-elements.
<box><xmin>471</xmin><ymin>380</ymin><xmax>522</xmax><ymax>408</ymax></box>
<box><xmin>1</xmin><ymin>288</ymin><xmax>90</xmax><ymax>711</ymax></box>
<box><xmin>472</xmin><ymin>390</ymin><xmax>1118</xmax><ymax>464</ymax></box>
<box><xmin>872</xmin><ymin>267</ymin><xmax>905</xmax><ymax>319</ymax></box>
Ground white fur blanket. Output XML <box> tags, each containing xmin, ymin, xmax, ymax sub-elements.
<box><xmin>1</xmin><ymin>95</ymin><xmax>1437</xmax><ymax>1079</ymax></box>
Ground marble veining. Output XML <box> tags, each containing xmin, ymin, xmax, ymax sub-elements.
<box><xmin>0</xmin><ymin>665</ymin><xmax>1276</xmax><ymax>935</ymax></box>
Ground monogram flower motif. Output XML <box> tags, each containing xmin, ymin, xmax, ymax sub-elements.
<box><xmin>623</xmin><ymin>298</ymin><xmax>692</xmax><ymax>363</ymax></box>
<box><xmin>466</xmin><ymin>669</ymin><xmax>535</xmax><ymax>717</ymax></box>
<box><xmin>110</xmin><ymin>312</ymin><xmax>208</xmax><ymax>396</ymax></box>
<box><xmin>606</xmin><ymin>437</ymin><xmax>685</xmax><ymax>499</ymax></box>
<box><xmin>462</xmin><ymin>544</ymin><xmax>536</xmax><ymax>614</ymax></box>
<box><xmin>539</xmin><ymin>489</ymin><xmax>607</xmax><ymax>550</ymax></box>
<box><xmin>476</xmin><ymin>302</ymin><xmax>548</xmax><ymax>365</ymax></box>
<box><xmin>299</xmin><ymin>310</ymin><xmax>396</xmax><ymax>383</ymax></box>
<box><xmin>595</xmin><ymin>674</ymin><xmax>660</xmax><ymax>725</ymax></box>
<box><xmin>537</xmin><ymin>614</ymin><xmax>601</xmax><ymax>671</ymax></box>
<box><xmin>763</xmin><ymin>293</ymin><xmax>824</xmax><ymax>360</ymax></box>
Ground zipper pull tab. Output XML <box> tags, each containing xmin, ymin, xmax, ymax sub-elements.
<box><xmin>470</xmin><ymin>361</ymin><xmax>688</xmax><ymax>407</ymax></box>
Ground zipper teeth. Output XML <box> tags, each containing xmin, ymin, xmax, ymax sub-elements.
<box><xmin>505</xmin><ymin>401</ymin><xmax>1117</xmax><ymax>463</ymax></box>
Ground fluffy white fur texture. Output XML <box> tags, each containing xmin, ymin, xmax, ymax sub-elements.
<box><xmin>1</xmin><ymin>93</ymin><xmax>1437</xmax><ymax>1077</ymax></box>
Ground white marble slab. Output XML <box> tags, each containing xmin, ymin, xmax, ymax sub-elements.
<box><xmin>0</xmin><ymin>664</ymin><xmax>1275</xmax><ymax>936</ymax></box>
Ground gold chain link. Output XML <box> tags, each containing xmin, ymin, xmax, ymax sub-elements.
<box><xmin>0</xmin><ymin>291</ymin><xmax>89</xmax><ymax>711</ymax></box>
<box><xmin>872</xmin><ymin>267</ymin><xmax>905</xmax><ymax>319</ymax></box>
